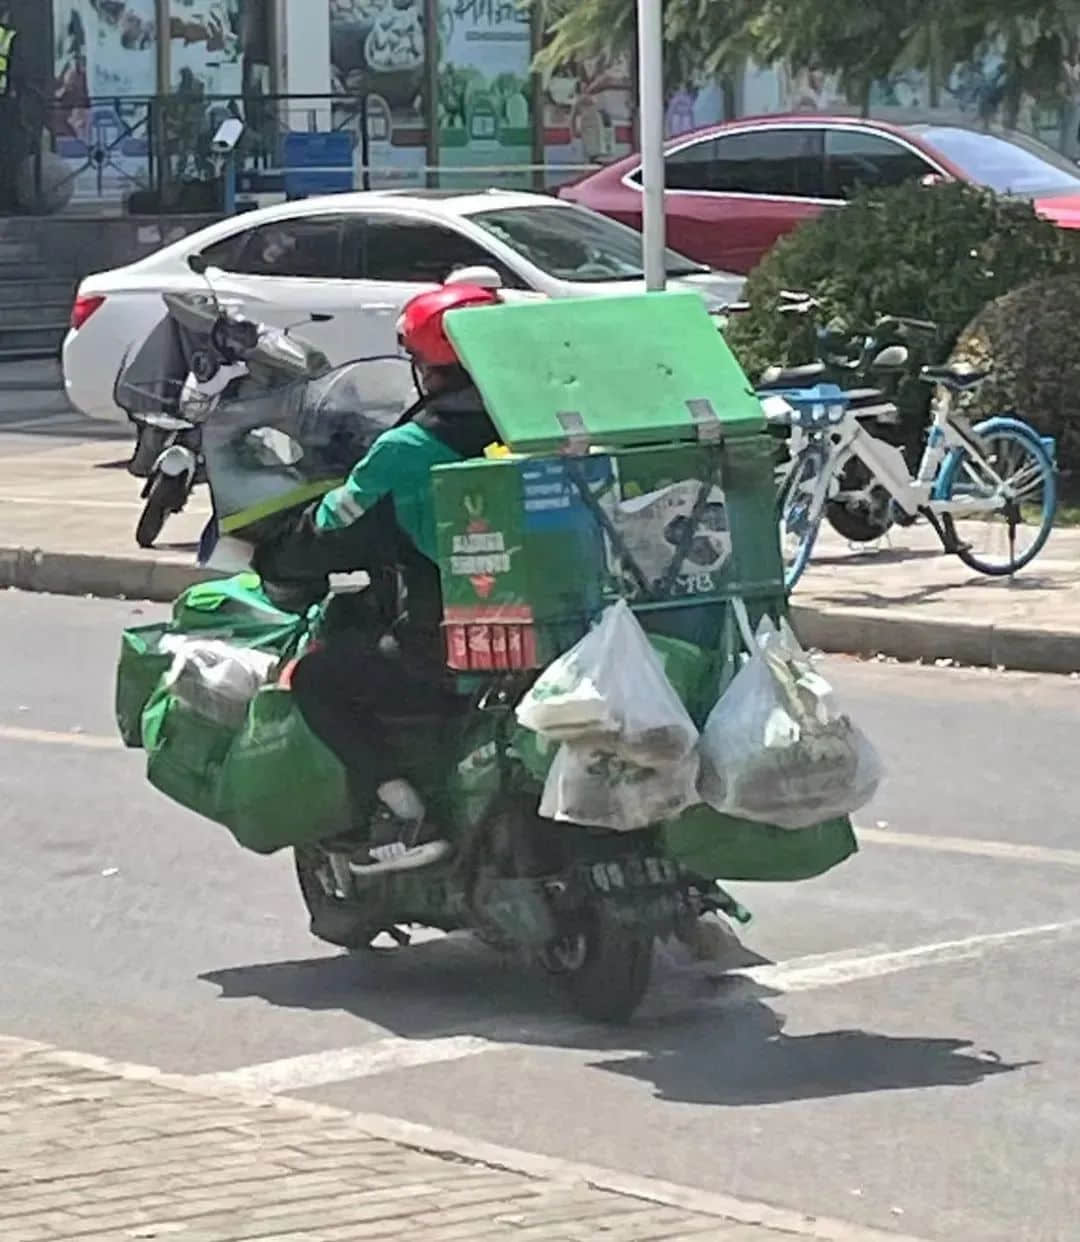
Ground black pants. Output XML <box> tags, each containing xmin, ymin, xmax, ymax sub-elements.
<box><xmin>290</xmin><ymin>632</ymin><xmax>458</xmax><ymax>834</ymax></box>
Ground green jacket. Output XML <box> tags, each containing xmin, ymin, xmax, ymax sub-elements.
<box><xmin>257</xmin><ymin>385</ymin><xmax>497</xmax><ymax>653</ymax></box>
<box><xmin>315</xmin><ymin>421</ymin><xmax>462</xmax><ymax>561</ymax></box>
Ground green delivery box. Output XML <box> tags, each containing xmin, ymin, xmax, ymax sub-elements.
<box><xmin>432</xmin><ymin>291</ymin><xmax>785</xmax><ymax>670</ymax></box>
<box><xmin>432</xmin><ymin>454</ymin><xmax>612</xmax><ymax>671</ymax></box>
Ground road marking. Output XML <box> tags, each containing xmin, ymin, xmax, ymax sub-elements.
<box><xmin>0</xmin><ymin>724</ymin><xmax>122</xmax><ymax>751</ymax></box>
<box><xmin>737</xmin><ymin>918</ymin><xmax>1080</xmax><ymax>997</ymax></box>
<box><xmin>194</xmin><ymin>1034</ymin><xmax>500</xmax><ymax>1092</ymax></box>
<box><xmin>195</xmin><ymin>920</ymin><xmax>1080</xmax><ymax>1094</ymax></box>
<box><xmin>0</xmin><ymin>494</ymin><xmax>144</xmax><ymax>510</ymax></box>
<box><xmin>858</xmin><ymin>825</ymin><xmax>1080</xmax><ymax>869</ymax></box>
<box><xmin>5</xmin><ymin>722</ymin><xmax>1080</xmax><ymax>876</ymax></box>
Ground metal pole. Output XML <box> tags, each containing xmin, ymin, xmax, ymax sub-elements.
<box><xmin>636</xmin><ymin>0</ymin><xmax>665</xmax><ymax>290</ymax></box>
<box><xmin>423</xmin><ymin>0</ymin><xmax>440</xmax><ymax>187</ymax></box>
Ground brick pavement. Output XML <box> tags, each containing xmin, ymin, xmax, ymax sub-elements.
<box><xmin>0</xmin><ymin>1035</ymin><xmax>824</xmax><ymax>1242</ymax></box>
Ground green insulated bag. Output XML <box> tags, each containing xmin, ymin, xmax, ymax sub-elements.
<box><xmin>217</xmin><ymin>687</ymin><xmax>350</xmax><ymax>854</ymax></box>
<box><xmin>141</xmin><ymin>686</ymin><xmax>236</xmax><ymax>823</ymax></box>
<box><xmin>171</xmin><ymin>572</ymin><xmax>300</xmax><ymax>640</ymax></box>
<box><xmin>115</xmin><ymin>624</ymin><xmax>173</xmax><ymax>748</ymax></box>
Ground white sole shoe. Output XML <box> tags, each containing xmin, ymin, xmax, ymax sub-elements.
<box><xmin>348</xmin><ymin>840</ymin><xmax>453</xmax><ymax>877</ymax></box>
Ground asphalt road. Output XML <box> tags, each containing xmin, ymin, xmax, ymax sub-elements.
<box><xmin>2</xmin><ymin>591</ymin><xmax>1079</xmax><ymax>1242</ymax></box>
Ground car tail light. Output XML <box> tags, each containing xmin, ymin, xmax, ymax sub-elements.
<box><xmin>70</xmin><ymin>294</ymin><xmax>106</xmax><ymax>331</ymax></box>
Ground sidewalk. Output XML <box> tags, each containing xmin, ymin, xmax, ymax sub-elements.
<box><xmin>0</xmin><ymin>1034</ymin><xmax>922</xmax><ymax>1242</ymax></box>
<box><xmin>2</xmin><ymin>439</ymin><xmax>1079</xmax><ymax>673</ymax></box>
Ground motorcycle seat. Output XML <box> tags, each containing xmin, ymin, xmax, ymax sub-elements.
<box><xmin>919</xmin><ymin>363</ymin><xmax>990</xmax><ymax>393</ymax></box>
<box><xmin>757</xmin><ymin>361</ymin><xmax>828</xmax><ymax>389</ymax></box>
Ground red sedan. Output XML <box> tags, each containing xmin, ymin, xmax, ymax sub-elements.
<box><xmin>559</xmin><ymin>114</ymin><xmax>1080</xmax><ymax>274</ymax></box>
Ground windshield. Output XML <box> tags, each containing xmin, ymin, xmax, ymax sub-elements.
<box><xmin>469</xmin><ymin>204</ymin><xmax>708</xmax><ymax>282</ymax></box>
<box><xmin>911</xmin><ymin>125</ymin><xmax>1080</xmax><ymax>196</ymax></box>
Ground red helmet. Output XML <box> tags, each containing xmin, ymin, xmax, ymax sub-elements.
<box><xmin>397</xmin><ymin>284</ymin><xmax>500</xmax><ymax>368</ymax></box>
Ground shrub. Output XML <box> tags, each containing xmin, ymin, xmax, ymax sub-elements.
<box><xmin>725</xmin><ymin>181</ymin><xmax>1080</xmax><ymax>448</ymax></box>
<box><xmin>951</xmin><ymin>274</ymin><xmax>1080</xmax><ymax>478</ymax></box>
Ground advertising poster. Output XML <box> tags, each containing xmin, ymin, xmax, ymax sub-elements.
<box><xmin>540</xmin><ymin>54</ymin><xmax>632</xmax><ymax>187</ymax></box>
<box><xmin>51</xmin><ymin>0</ymin><xmax>157</xmax><ymax>202</ymax></box>
<box><xmin>169</xmin><ymin>0</ymin><xmax>244</xmax><ymax>97</ymax></box>
<box><xmin>329</xmin><ymin>0</ymin><xmax>426</xmax><ymax>188</ymax></box>
<box><xmin>437</xmin><ymin>0</ymin><xmax>532</xmax><ymax>188</ymax></box>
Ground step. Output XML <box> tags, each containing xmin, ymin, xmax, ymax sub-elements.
<box><xmin>0</xmin><ymin>279</ymin><xmax>74</xmax><ymax>307</ymax></box>
<box><xmin>0</xmin><ymin>239</ymin><xmax>42</xmax><ymax>263</ymax></box>
<box><xmin>0</xmin><ymin>301</ymin><xmax>75</xmax><ymax>328</ymax></box>
<box><xmin>0</xmin><ymin>323</ymin><xmax>66</xmax><ymax>356</ymax></box>
<box><xmin>0</xmin><ymin>260</ymin><xmax>53</xmax><ymax>282</ymax></box>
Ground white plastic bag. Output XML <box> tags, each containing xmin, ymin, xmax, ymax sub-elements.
<box><xmin>165</xmin><ymin>639</ymin><xmax>278</xmax><ymax>729</ymax></box>
<box><xmin>518</xmin><ymin>599</ymin><xmax>702</xmax><ymax>832</ymax></box>
<box><xmin>539</xmin><ymin>742</ymin><xmax>700</xmax><ymax>833</ymax></box>
<box><xmin>516</xmin><ymin>599</ymin><xmax>698</xmax><ymax>763</ymax></box>
<box><xmin>698</xmin><ymin>600</ymin><xmax>882</xmax><ymax>829</ymax></box>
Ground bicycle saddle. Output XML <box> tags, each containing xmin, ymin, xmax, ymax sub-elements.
<box><xmin>757</xmin><ymin>362</ymin><xmax>827</xmax><ymax>389</ymax></box>
<box><xmin>919</xmin><ymin>363</ymin><xmax>991</xmax><ymax>392</ymax></box>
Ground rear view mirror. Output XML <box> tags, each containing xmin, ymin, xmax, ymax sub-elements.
<box><xmin>188</xmin><ymin>254</ymin><xmax>209</xmax><ymax>276</ymax></box>
<box><xmin>445</xmin><ymin>265</ymin><xmax>503</xmax><ymax>290</ymax></box>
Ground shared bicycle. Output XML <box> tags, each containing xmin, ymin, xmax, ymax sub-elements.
<box><xmin>770</xmin><ymin>365</ymin><xmax>1057</xmax><ymax>589</ymax></box>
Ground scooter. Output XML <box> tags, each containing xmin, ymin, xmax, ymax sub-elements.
<box><xmin>115</xmin><ymin>255</ymin><xmax>333</xmax><ymax>551</ymax></box>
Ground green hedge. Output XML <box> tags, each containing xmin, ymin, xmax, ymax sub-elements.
<box><xmin>726</xmin><ymin>181</ymin><xmax>1080</xmax><ymax>449</ymax></box>
<box><xmin>951</xmin><ymin>274</ymin><xmax>1080</xmax><ymax>476</ymax></box>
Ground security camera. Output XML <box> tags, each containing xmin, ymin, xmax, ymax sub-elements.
<box><xmin>212</xmin><ymin>118</ymin><xmax>245</xmax><ymax>154</ymax></box>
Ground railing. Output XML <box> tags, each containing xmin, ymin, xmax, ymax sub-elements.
<box><xmin>17</xmin><ymin>91</ymin><xmax>615</xmax><ymax>216</ymax></box>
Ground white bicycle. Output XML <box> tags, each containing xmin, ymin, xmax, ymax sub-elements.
<box><xmin>770</xmin><ymin>364</ymin><xmax>1058</xmax><ymax>590</ymax></box>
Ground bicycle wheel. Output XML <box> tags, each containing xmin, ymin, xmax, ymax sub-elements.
<box><xmin>936</xmin><ymin>419</ymin><xmax>1057</xmax><ymax>576</ymax></box>
<box><xmin>778</xmin><ymin>445</ymin><xmax>826</xmax><ymax>590</ymax></box>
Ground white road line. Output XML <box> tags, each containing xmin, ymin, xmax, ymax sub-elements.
<box><xmin>194</xmin><ymin>1034</ymin><xmax>500</xmax><ymax>1092</ymax></box>
<box><xmin>0</xmin><ymin>494</ymin><xmax>144</xmax><ymax>510</ymax></box>
<box><xmin>6</xmin><ymin>719</ymin><xmax>1080</xmax><ymax>877</ymax></box>
<box><xmin>858</xmin><ymin>825</ymin><xmax>1080</xmax><ymax>868</ymax></box>
<box><xmin>195</xmin><ymin>920</ymin><xmax>1080</xmax><ymax>1094</ymax></box>
<box><xmin>738</xmin><ymin>918</ymin><xmax>1080</xmax><ymax>996</ymax></box>
<box><xmin>0</xmin><ymin>724</ymin><xmax>122</xmax><ymax>751</ymax></box>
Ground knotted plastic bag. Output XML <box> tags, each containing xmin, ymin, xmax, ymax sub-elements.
<box><xmin>516</xmin><ymin>599</ymin><xmax>698</xmax><ymax>763</ymax></box>
<box><xmin>517</xmin><ymin>600</ymin><xmax>701</xmax><ymax>831</ymax></box>
<box><xmin>699</xmin><ymin>602</ymin><xmax>882</xmax><ymax>829</ymax></box>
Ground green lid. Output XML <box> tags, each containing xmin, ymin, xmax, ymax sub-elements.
<box><xmin>444</xmin><ymin>291</ymin><xmax>763</xmax><ymax>454</ymax></box>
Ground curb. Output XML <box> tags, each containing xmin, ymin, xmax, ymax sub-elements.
<box><xmin>0</xmin><ymin>1033</ymin><xmax>934</xmax><ymax>1242</ymax></box>
<box><xmin>3</xmin><ymin>544</ymin><xmax>1079</xmax><ymax>674</ymax></box>
<box><xmin>0</xmin><ymin>546</ymin><xmax>221</xmax><ymax>602</ymax></box>
<box><xmin>789</xmin><ymin>601</ymin><xmax>1080</xmax><ymax>676</ymax></box>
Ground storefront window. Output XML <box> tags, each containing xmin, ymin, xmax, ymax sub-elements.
<box><xmin>330</xmin><ymin>0</ymin><xmax>428</xmax><ymax>188</ymax></box>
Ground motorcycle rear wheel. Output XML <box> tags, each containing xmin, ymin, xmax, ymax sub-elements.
<box><xmin>560</xmin><ymin>904</ymin><xmax>654</xmax><ymax>1025</ymax></box>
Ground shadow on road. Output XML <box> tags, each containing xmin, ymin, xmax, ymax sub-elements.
<box><xmin>200</xmin><ymin>934</ymin><xmax>1033</xmax><ymax>1106</ymax></box>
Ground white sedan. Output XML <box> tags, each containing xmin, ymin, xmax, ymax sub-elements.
<box><xmin>64</xmin><ymin>190</ymin><xmax>745</xmax><ymax>423</ymax></box>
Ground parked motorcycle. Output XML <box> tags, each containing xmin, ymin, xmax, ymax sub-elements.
<box><xmin>114</xmin><ymin>255</ymin><xmax>334</xmax><ymax>551</ymax></box>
